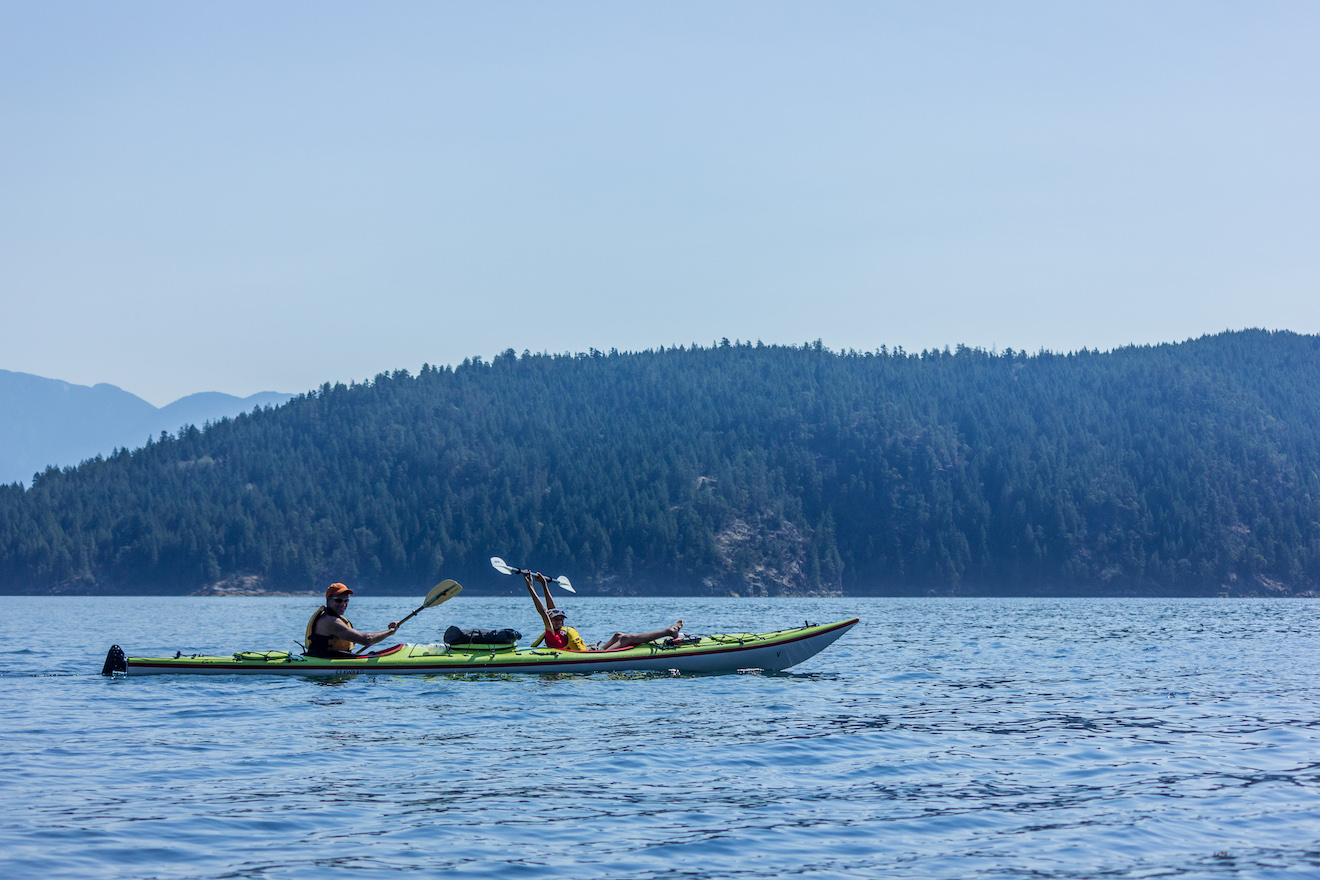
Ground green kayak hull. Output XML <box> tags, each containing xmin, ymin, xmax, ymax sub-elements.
<box><xmin>104</xmin><ymin>618</ymin><xmax>859</xmax><ymax>677</ymax></box>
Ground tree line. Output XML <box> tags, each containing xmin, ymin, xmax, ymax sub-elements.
<box><xmin>2</xmin><ymin>329</ymin><xmax>1317</xmax><ymax>596</ymax></box>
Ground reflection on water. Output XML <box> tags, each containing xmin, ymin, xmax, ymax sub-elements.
<box><xmin>1</xmin><ymin>596</ymin><xmax>1318</xmax><ymax>879</ymax></box>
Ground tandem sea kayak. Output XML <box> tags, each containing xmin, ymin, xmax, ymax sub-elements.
<box><xmin>102</xmin><ymin>618</ymin><xmax>859</xmax><ymax>677</ymax></box>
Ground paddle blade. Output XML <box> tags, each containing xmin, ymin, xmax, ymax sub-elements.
<box><xmin>555</xmin><ymin>576</ymin><xmax>576</xmax><ymax>594</ymax></box>
<box><xmin>490</xmin><ymin>556</ymin><xmax>514</xmax><ymax>575</ymax></box>
<box><xmin>424</xmin><ymin>580</ymin><xmax>462</xmax><ymax>607</ymax></box>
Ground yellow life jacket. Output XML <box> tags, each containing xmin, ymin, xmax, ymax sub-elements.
<box><xmin>305</xmin><ymin>607</ymin><xmax>355</xmax><ymax>655</ymax></box>
<box><xmin>538</xmin><ymin>625</ymin><xmax>587</xmax><ymax>651</ymax></box>
<box><xmin>562</xmin><ymin>625</ymin><xmax>587</xmax><ymax>651</ymax></box>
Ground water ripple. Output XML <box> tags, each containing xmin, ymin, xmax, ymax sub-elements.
<box><xmin>1</xmin><ymin>596</ymin><xmax>1317</xmax><ymax>879</ymax></box>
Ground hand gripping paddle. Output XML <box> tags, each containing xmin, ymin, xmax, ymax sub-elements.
<box><xmin>489</xmin><ymin>556</ymin><xmax>575</xmax><ymax>592</ymax></box>
<box><xmin>355</xmin><ymin>579</ymin><xmax>462</xmax><ymax>654</ymax></box>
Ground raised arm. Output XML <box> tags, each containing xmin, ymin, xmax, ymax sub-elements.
<box><xmin>538</xmin><ymin>572</ymin><xmax>557</xmax><ymax>611</ymax></box>
<box><xmin>524</xmin><ymin>572</ymin><xmax>554</xmax><ymax>632</ymax></box>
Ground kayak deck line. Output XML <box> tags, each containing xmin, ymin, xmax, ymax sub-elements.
<box><xmin>104</xmin><ymin>618</ymin><xmax>860</xmax><ymax>677</ymax></box>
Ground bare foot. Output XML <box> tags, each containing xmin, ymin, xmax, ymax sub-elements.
<box><xmin>665</xmin><ymin>620</ymin><xmax>684</xmax><ymax>637</ymax></box>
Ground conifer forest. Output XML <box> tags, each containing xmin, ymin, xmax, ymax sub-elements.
<box><xmin>2</xmin><ymin>330</ymin><xmax>1317</xmax><ymax>596</ymax></box>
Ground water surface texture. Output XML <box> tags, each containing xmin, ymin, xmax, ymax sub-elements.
<box><xmin>3</xmin><ymin>597</ymin><xmax>1317</xmax><ymax>879</ymax></box>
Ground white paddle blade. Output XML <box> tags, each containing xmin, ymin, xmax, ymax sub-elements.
<box><xmin>490</xmin><ymin>556</ymin><xmax>513</xmax><ymax>575</ymax></box>
<box><xmin>555</xmin><ymin>576</ymin><xmax>576</xmax><ymax>593</ymax></box>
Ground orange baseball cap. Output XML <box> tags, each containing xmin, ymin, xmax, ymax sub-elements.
<box><xmin>326</xmin><ymin>583</ymin><xmax>354</xmax><ymax>598</ymax></box>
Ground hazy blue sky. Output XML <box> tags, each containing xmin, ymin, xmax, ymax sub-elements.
<box><xmin>2</xmin><ymin>2</ymin><xmax>1316</xmax><ymax>405</ymax></box>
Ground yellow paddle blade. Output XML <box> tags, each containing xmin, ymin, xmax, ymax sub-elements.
<box><xmin>424</xmin><ymin>580</ymin><xmax>462</xmax><ymax>607</ymax></box>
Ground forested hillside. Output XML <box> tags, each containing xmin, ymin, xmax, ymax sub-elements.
<box><xmin>2</xmin><ymin>330</ymin><xmax>1318</xmax><ymax>596</ymax></box>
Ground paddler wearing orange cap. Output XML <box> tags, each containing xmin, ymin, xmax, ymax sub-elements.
<box><xmin>304</xmin><ymin>583</ymin><xmax>400</xmax><ymax>658</ymax></box>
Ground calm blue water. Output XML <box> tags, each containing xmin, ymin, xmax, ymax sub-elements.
<box><xmin>1</xmin><ymin>596</ymin><xmax>1317</xmax><ymax>879</ymax></box>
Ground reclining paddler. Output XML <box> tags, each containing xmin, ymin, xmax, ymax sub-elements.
<box><xmin>524</xmin><ymin>571</ymin><xmax>588</xmax><ymax>651</ymax></box>
<box><xmin>523</xmin><ymin>571</ymin><xmax>682</xmax><ymax>652</ymax></box>
<box><xmin>304</xmin><ymin>583</ymin><xmax>400</xmax><ymax>658</ymax></box>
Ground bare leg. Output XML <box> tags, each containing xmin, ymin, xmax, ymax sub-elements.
<box><xmin>600</xmin><ymin>620</ymin><xmax>683</xmax><ymax>651</ymax></box>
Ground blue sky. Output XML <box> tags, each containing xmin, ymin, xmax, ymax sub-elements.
<box><xmin>2</xmin><ymin>2</ymin><xmax>1316</xmax><ymax>406</ymax></box>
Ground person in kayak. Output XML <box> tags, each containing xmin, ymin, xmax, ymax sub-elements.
<box><xmin>304</xmin><ymin>583</ymin><xmax>400</xmax><ymax>658</ymax></box>
<box><xmin>524</xmin><ymin>571</ymin><xmax>588</xmax><ymax>650</ymax></box>
<box><xmin>523</xmin><ymin>571</ymin><xmax>682</xmax><ymax>652</ymax></box>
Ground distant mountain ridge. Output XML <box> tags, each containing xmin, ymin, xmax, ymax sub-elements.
<box><xmin>0</xmin><ymin>370</ymin><xmax>293</xmax><ymax>486</ymax></box>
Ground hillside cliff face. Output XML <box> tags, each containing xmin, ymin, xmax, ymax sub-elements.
<box><xmin>0</xmin><ymin>370</ymin><xmax>292</xmax><ymax>486</ymax></box>
<box><xmin>2</xmin><ymin>331</ymin><xmax>1318</xmax><ymax>597</ymax></box>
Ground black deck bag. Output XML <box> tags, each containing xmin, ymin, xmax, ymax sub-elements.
<box><xmin>444</xmin><ymin>626</ymin><xmax>522</xmax><ymax>648</ymax></box>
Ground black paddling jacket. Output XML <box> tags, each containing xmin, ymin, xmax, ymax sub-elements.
<box><xmin>305</xmin><ymin>606</ymin><xmax>355</xmax><ymax>658</ymax></box>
